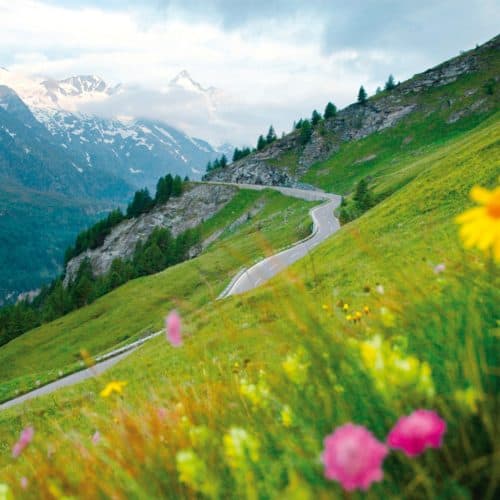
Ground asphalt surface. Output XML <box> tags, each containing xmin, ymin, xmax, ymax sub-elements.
<box><xmin>0</xmin><ymin>183</ymin><xmax>341</xmax><ymax>411</ymax></box>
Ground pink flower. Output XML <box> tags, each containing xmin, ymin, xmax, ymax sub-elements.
<box><xmin>387</xmin><ymin>409</ymin><xmax>446</xmax><ymax>457</ymax></box>
<box><xmin>20</xmin><ymin>476</ymin><xmax>29</xmax><ymax>490</ymax></box>
<box><xmin>12</xmin><ymin>426</ymin><xmax>34</xmax><ymax>458</ymax></box>
<box><xmin>166</xmin><ymin>310</ymin><xmax>182</xmax><ymax>347</ymax></box>
<box><xmin>92</xmin><ymin>431</ymin><xmax>101</xmax><ymax>445</ymax></box>
<box><xmin>322</xmin><ymin>423</ymin><xmax>388</xmax><ymax>491</ymax></box>
<box><xmin>433</xmin><ymin>263</ymin><xmax>446</xmax><ymax>274</ymax></box>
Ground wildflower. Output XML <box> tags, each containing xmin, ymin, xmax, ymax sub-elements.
<box><xmin>223</xmin><ymin>428</ymin><xmax>260</xmax><ymax>470</ymax></box>
<box><xmin>92</xmin><ymin>431</ymin><xmax>101</xmax><ymax>445</ymax></box>
<box><xmin>0</xmin><ymin>483</ymin><xmax>13</xmax><ymax>500</ymax></box>
<box><xmin>354</xmin><ymin>311</ymin><xmax>363</xmax><ymax>322</ymax></box>
<box><xmin>346</xmin><ymin>314</ymin><xmax>353</xmax><ymax>322</ymax></box>
<box><xmin>282</xmin><ymin>350</ymin><xmax>309</xmax><ymax>385</ymax></box>
<box><xmin>100</xmin><ymin>380</ymin><xmax>127</xmax><ymax>398</ymax></box>
<box><xmin>456</xmin><ymin>185</ymin><xmax>500</xmax><ymax>261</ymax></box>
<box><xmin>387</xmin><ymin>409</ymin><xmax>446</xmax><ymax>457</ymax></box>
<box><xmin>433</xmin><ymin>263</ymin><xmax>446</xmax><ymax>274</ymax></box>
<box><xmin>166</xmin><ymin>310</ymin><xmax>183</xmax><ymax>347</ymax></box>
<box><xmin>322</xmin><ymin>423</ymin><xmax>388</xmax><ymax>491</ymax></box>
<box><xmin>379</xmin><ymin>307</ymin><xmax>395</xmax><ymax>327</ymax></box>
<box><xmin>176</xmin><ymin>449</ymin><xmax>216</xmax><ymax>497</ymax></box>
<box><xmin>20</xmin><ymin>477</ymin><xmax>28</xmax><ymax>490</ymax></box>
<box><xmin>375</xmin><ymin>284</ymin><xmax>385</xmax><ymax>295</ymax></box>
<box><xmin>322</xmin><ymin>304</ymin><xmax>329</xmax><ymax>311</ymax></box>
<box><xmin>343</xmin><ymin>303</ymin><xmax>349</xmax><ymax>312</ymax></box>
<box><xmin>454</xmin><ymin>387</ymin><xmax>484</xmax><ymax>414</ymax></box>
<box><xmin>12</xmin><ymin>426</ymin><xmax>34</xmax><ymax>458</ymax></box>
<box><xmin>280</xmin><ymin>405</ymin><xmax>293</xmax><ymax>427</ymax></box>
<box><xmin>357</xmin><ymin>336</ymin><xmax>435</xmax><ymax>398</ymax></box>
<box><xmin>363</xmin><ymin>306</ymin><xmax>370</xmax><ymax>315</ymax></box>
<box><xmin>239</xmin><ymin>374</ymin><xmax>270</xmax><ymax>408</ymax></box>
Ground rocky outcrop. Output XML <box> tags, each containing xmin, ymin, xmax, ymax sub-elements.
<box><xmin>64</xmin><ymin>183</ymin><xmax>237</xmax><ymax>285</ymax></box>
<box><xmin>205</xmin><ymin>35</ymin><xmax>499</xmax><ymax>187</ymax></box>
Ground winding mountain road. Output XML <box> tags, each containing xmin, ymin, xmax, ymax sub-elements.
<box><xmin>0</xmin><ymin>183</ymin><xmax>341</xmax><ymax>411</ymax></box>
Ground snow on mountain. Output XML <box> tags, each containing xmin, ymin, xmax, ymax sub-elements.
<box><xmin>0</xmin><ymin>68</ymin><xmax>227</xmax><ymax>187</ymax></box>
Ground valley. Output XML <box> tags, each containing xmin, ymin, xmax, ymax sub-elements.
<box><xmin>0</xmin><ymin>25</ymin><xmax>498</xmax><ymax>500</ymax></box>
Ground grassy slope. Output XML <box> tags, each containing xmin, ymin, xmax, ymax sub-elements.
<box><xmin>0</xmin><ymin>113</ymin><xmax>497</xmax><ymax>497</ymax></box>
<box><xmin>299</xmin><ymin>43</ymin><xmax>499</xmax><ymax>197</ymax></box>
<box><xmin>0</xmin><ymin>189</ymin><xmax>315</xmax><ymax>401</ymax></box>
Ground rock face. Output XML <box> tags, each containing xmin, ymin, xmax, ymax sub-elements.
<box><xmin>205</xmin><ymin>34</ymin><xmax>499</xmax><ymax>186</ymax></box>
<box><xmin>64</xmin><ymin>183</ymin><xmax>237</xmax><ymax>284</ymax></box>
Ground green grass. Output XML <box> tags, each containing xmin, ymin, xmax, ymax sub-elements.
<box><xmin>301</xmin><ymin>46</ymin><xmax>500</xmax><ymax>196</ymax></box>
<box><xmin>0</xmin><ymin>109</ymin><xmax>497</xmax><ymax>498</ymax></box>
<box><xmin>0</xmin><ymin>189</ymin><xmax>316</xmax><ymax>402</ymax></box>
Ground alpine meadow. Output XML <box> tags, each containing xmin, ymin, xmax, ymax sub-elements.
<box><xmin>0</xmin><ymin>2</ymin><xmax>499</xmax><ymax>499</ymax></box>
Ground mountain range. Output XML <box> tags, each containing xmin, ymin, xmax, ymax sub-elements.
<box><xmin>0</xmin><ymin>68</ymin><xmax>230</xmax><ymax>303</ymax></box>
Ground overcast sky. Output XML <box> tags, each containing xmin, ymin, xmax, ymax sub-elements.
<box><xmin>0</xmin><ymin>0</ymin><xmax>498</xmax><ymax>145</ymax></box>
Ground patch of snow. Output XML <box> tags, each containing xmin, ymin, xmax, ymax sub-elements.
<box><xmin>129</xmin><ymin>167</ymin><xmax>142</xmax><ymax>174</ymax></box>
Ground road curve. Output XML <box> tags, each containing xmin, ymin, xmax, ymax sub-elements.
<box><xmin>213</xmin><ymin>183</ymin><xmax>342</xmax><ymax>297</ymax></box>
<box><xmin>0</xmin><ymin>183</ymin><xmax>341</xmax><ymax>411</ymax></box>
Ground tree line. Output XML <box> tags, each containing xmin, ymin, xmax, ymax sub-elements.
<box><xmin>204</xmin><ymin>74</ymin><xmax>399</xmax><ymax>176</ymax></box>
<box><xmin>0</xmin><ymin>172</ymin><xmax>195</xmax><ymax>347</ymax></box>
<box><xmin>0</xmin><ymin>225</ymin><xmax>201</xmax><ymax>347</ymax></box>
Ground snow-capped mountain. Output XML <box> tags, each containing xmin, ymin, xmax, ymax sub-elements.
<box><xmin>0</xmin><ymin>68</ymin><xmax>225</xmax><ymax>188</ymax></box>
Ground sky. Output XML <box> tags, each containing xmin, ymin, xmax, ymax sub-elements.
<box><xmin>0</xmin><ymin>0</ymin><xmax>498</xmax><ymax>146</ymax></box>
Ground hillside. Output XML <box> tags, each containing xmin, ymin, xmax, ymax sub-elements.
<box><xmin>0</xmin><ymin>34</ymin><xmax>498</xmax><ymax>499</ymax></box>
<box><xmin>206</xmin><ymin>35</ymin><xmax>499</xmax><ymax>195</ymax></box>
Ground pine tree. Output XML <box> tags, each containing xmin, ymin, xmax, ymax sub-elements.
<box><xmin>172</xmin><ymin>175</ymin><xmax>183</xmax><ymax>196</ymax></box>
<box><xmin>220</xmin><ymin>155</ymin><xmax>228</xmax><ymax>168</ymax></box>
<box><xmin>384</xmin><ymin>74</ymin><xmax>396</xmax><ymax>91</ymax></box>
<box><xmin>300</xmin><ymin>119</ymin><xmax>312</xmax><ymax>145</ymax></box>
<box><xmin>266</xmin><ymin>125</ymin><xmax>277</xmax><ymax>144</ymax></box>
<box><xmin>257</xmin><ymin>135</ymin><xmax>266</xmax><ymax>151</ymax></box>
<box><xmin>311</xmin><ymin>109</ymin><xmax>322</xmax><ymax>126</ymax></box>
<box><xmin>324</xmin><ymin>102</ymin><xmax>337</xmax><ymax>119</ymax></box>
<box><xmin>357</xmin><ymin>85</ymin><xmax>368</xmax><ymax>105</ymax></box>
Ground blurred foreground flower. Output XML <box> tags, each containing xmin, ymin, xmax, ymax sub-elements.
<box><xmin>223</xmin><ymin>427</ymin><xmax>260</xmax><ymax>470</ymax></box>
<box><xmin>357</xmin><ymin>335</ymin><xmax>434</xmax><ymax>398</ymax></box>
<box><xmin>387</xmin><ymin>409</ymin><xmax>446</xmax><ymax>457</ymax></box>
<box><xmin>0</xmin><ymin>483</ymin><xmax>13</xmax><ymax>500</ymax></box>
<box><xmin>282</xmin><ymin>349</ymin><xmax>309</xmax><ymax>385</ymax></box>
<box><xmin>100</xmin><ymin>380</ymin><xmax>127</xmax><ymax>398</ymax></box>
<box><xmin>176</xmin><ymin>449</ymin><xmax>216</xmax><ymax>497</ymax></box>
<box><xmin>322</xmin><ymin>423</ymin><xmax>388</xmax><ymax>491</ymax></box>
<box><xmin>456</xmin><ymin>185</ymin><xmax>500</xmax><ymax>261</ymax></box>
<box><xmin>12</xmin><ymin>426</ymin><xmax>34</xmax><ymax>458</ymax></box>
<box><xmin>166</xmin><ymin>310</ymin><xmax>183</xmax><ymax>347</ymax></box>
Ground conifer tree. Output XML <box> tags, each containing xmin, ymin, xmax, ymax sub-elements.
<box><xmin>311</xmin><ymin>109</ymin><xmax>322</xmax><ymax>126</ymax></box>
<box><xmin>257</xmin><ymin>135</ymin><xmax>266</xmax><ymax>150</ymax></box>
<box><xmin>266</xmin><ymin>125</ymin><xmax>277</xmax><ymax>144</ymax></box>
<box><xmin>384</xmin><ymin>74</ymin><xmax>396</xmax><ymax>91</ymax></box>
<box><xmin>324</xmin><ymin>102</ymin><xmax>337</xmax><ymax>119</ymax></box>
<box><xmin>357</xmin><ymin>85</ymin><xmax>368</xmax><ymax>105</ymax></box>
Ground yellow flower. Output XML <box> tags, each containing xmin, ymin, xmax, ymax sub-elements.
<box><xmin>176</xmin><ymin>449</ymin><xmax>217</xmax><ymax>497</ymax></box>
<box><xmin>223</xmin><ymin>428</ymin><xmax>259</xmax><ymax>470</ymax></box>
<box><xmin>321</xmin><ymin>304</ymin><xmax>329</xmax><ymax>311</ymax></box>
<box><xmin>282</xmin><ymin>350</ymin><xmax>309</xmax><ymax>385</ymax></box>
<box><xmin>456</xmin><ymin>185</ymin><xmax>500</xmax><ymax>261</ymax></box>
<box><xmin>100</xmin><ymin>380</ymin><xmax>127</xmax><ymax>398</ymax></box>
<box><xmin>0</xmin><ymin>483</ymin><xmax>13</xmax><ymax>500</ymax></box>
<box><xmin>280</xmin><ymin>405</ymin><xmax>293</xmax><ymax>427</ymax></box>
<box><xmin>346</xmin><ymin>314</ymin><xmax>353</xmax><ymax>321</ymax></box>
<box><xmin>363</xmin><ymin>306</ymin><xmax>370</xmax><ymax>315</ymax></box>
<box><xmin>454</xmin><ymin>387</ymin><xmax>484</xmax><ymax>414</ymax></box>
<box><xmin>343</xmin><ymin>303</ymin><xmax>349</xmax><ymax>312</ymax></box>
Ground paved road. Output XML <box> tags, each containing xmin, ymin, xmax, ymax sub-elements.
<box><xmin>0</xmin><ymin>183</ymin><xmax>341</xmax><ymax>411</ymax></box>
<box><xmin>215</xmin><ymin>184</ymin><xmax>342</xmax><ymax>296</ymax></box>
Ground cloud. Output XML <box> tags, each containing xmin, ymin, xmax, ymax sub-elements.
<box><xmin>0</xmin><ymin>0</ymin><xmax>497</xmax><ymax>146</ymax></box>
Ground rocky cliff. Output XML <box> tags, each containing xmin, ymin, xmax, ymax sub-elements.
<box><xmin>206</xmin><ymin>35</ymin><xmax>499</xmax><ymax>187</ymax></box>
<box><xmin>64</xmin><ymin>183</ymin><xmax>237</xmax><ymax>285</ymax></box>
